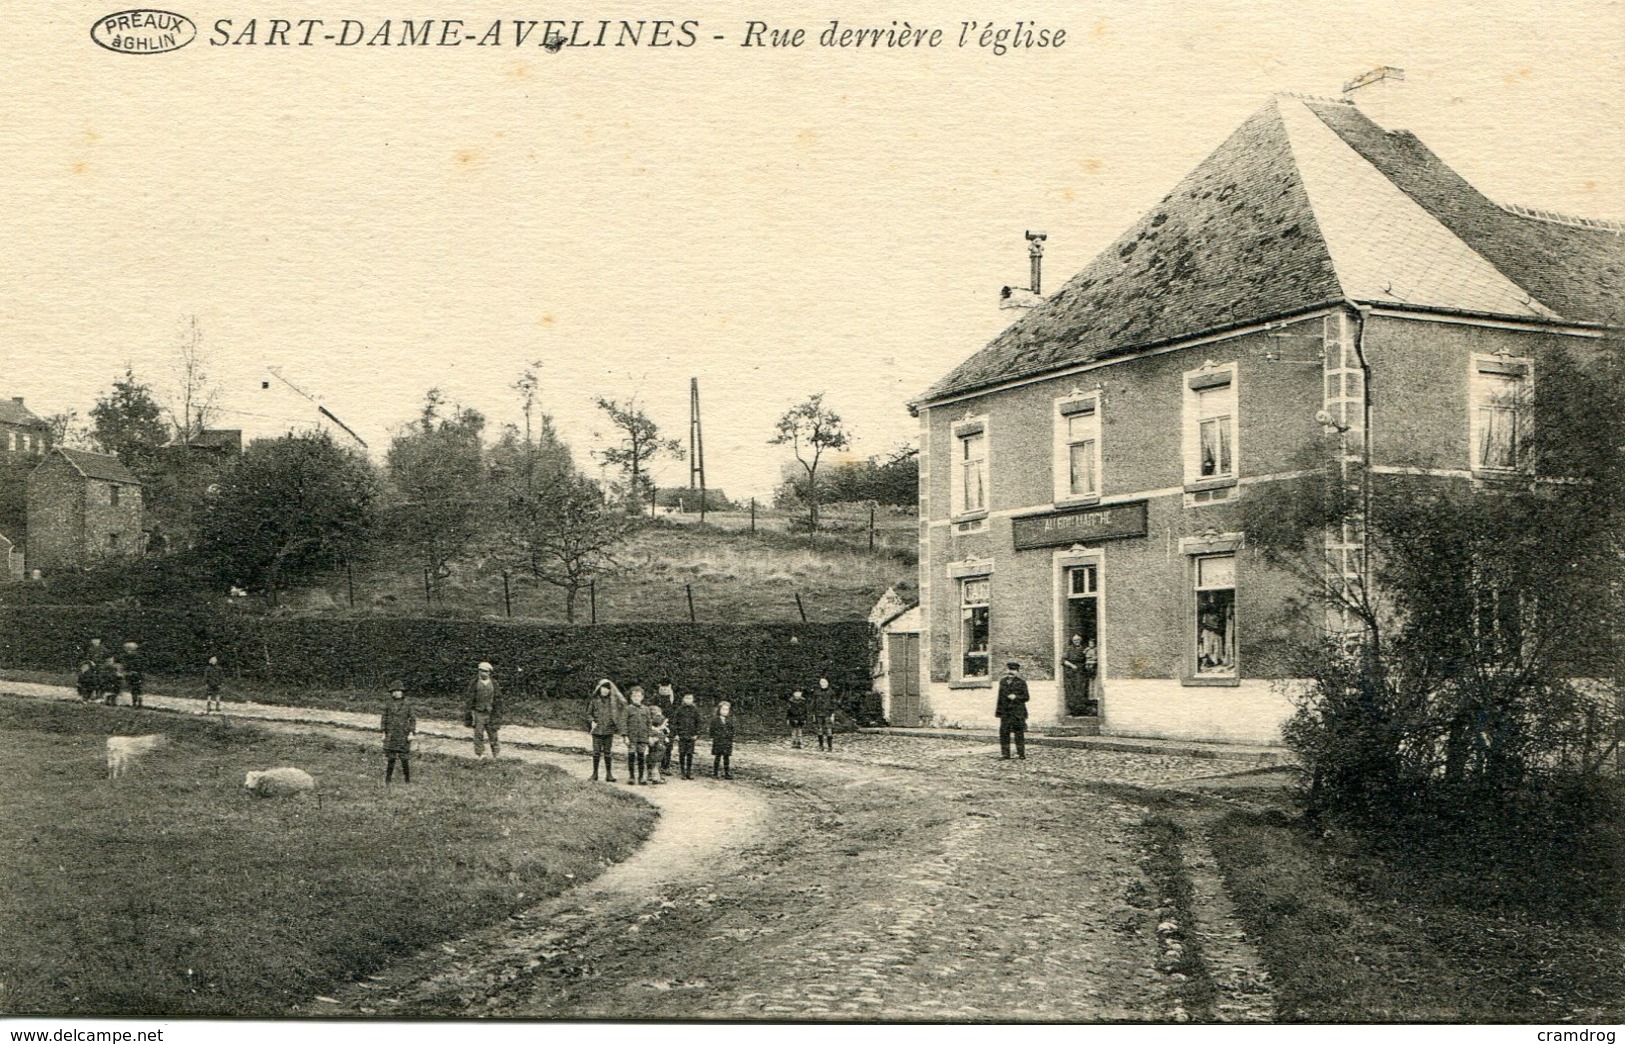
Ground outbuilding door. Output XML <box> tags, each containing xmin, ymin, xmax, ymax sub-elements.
<box><xmin>888</xmin><ymin>632</ymin><xmax>922</xmax><ymax>726</ymax></box>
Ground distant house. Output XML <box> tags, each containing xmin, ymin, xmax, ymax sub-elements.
<box><xmin>0</xmin><ymin>397</ymin><xmax>51</xmax><ymax>459</ymax></box>
<box><xmin>174</xmin><ymin>428</ymin><xmax>243</xmax><ymax>460</ymax></box>
<box><xmin>26</xmin><ymin>448</ymin><xmax>144</xmax><ymax>574</ymax></box>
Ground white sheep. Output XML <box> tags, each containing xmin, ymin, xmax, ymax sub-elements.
<box><xmin>106</xmin><ymin>735</ymin><xmax>166</xmax><ymax>779</ymax></box>
<box><xmin>243</xmin><ymin>767</ymin><xmax>317</xmax><ymax>798</ymax></box>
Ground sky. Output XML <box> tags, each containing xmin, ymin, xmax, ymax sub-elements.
<box><xmin>5</xmin><ymin>0</ymin><xmax>1621</xmax><ymax>500</ymax></box>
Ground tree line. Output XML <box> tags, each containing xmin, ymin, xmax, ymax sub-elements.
<box><xmin>17</xmin><ymin>321</ymin><xmax>907</xmax><ymax>619</ymax></box>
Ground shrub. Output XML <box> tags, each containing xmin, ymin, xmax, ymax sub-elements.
<box><xmin>0</xmin><ymin>607</ymin><xmax>873</xmax><ymax>726</ymax></box>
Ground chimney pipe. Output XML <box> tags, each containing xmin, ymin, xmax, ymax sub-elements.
<box><xmin>1341</xmin><ymin>65</ymin><xmax>1407</xmax><ymax>132</ymax></box>
<box><xmin>11</xmin><ymin>397</ymin><xmax>22</xmax><ymax>406</ymax></box>
<box><xmin>1026</xmin><ymin>231</ymin><xmax>1047</xmax><ymax>295</ymax></box>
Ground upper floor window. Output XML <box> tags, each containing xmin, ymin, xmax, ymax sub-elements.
<box><xmin>951</xmin><ymin>419</ymin><xmax>988</xmax><ymax>516</ymax></box>
<box><xmin>109</xmin><ymin>484</ymin><xmax>121</xmax><ymax>507</ymax></box>
<box><xmin>1055</xmin><ymin>396</ymin><xmax>1100</xmax><ymax>502</ymax></box>
<box><xmin>1184</xmin><ymin>367</ymin><xmax>1237</xmax><ymax>486</ymax></box>
<box><xmin>1472</xmin><ymin>357</ymin><xmax>1530</xmax><ymax>472</ymax></box>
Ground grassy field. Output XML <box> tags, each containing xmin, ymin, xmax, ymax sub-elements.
<box><xmin>1203</xmin><ymin>785</ymin><xmax>1625</xmax><ymax>1023</ymax></box>
<box><xmin>321</xmin><ymin>511</ymin><xmax>918</xmax><ymax>624</ymax></box>
<box><xmin>0</xmin><ymin>700</ymin><xmax>656</xmax><ymax>1016</ymax></box>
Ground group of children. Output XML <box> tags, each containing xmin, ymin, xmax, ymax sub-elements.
<box><xmin>783</xmin><ymin>677</ymin><xmax>841</xmax><ymax>752</ymax></box>
<box><xmin>74</xmin><ymin>637</ymin><xmax>148</xmax><ymax>708</ymax></box>
<box><xmin>588</xmin><ymin>679</ymin><xmax>732</xmax><ymax>784</ymax></box>
<box><xmin>74</xmin><ymin>638</ymin><xmax>228</xmax><ymax>713</ymax></box>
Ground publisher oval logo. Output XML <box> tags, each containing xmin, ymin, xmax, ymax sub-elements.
<box><xmin>91</xmin><ymin>9</ymin><xmax>196</xmax><ymax>54</ymax></box>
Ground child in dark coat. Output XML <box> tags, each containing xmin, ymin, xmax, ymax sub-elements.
<box><xmin>203</xmin><ymin>656</ymin><xmax>224</xmax><ymax>713</ymax></box>
<box><xmin>786</xmin><ymin>689</ymin><xmax>809</xmax><ymax>749</ymax></box>
<box><xmin>96</xmin><ymin>655</ymin><xmax>122</xmax><ymax>706</ymax></box>
<box><xmin>381</xmin><ymin>680</ymin><xmax>416</xmax><ymax>784</ymax></box>
<box><xmin>710</xmin><ymin>700</ymin><xmax>736</xmax><ymax>779</ymax></box>
<box><xmin>671</xmin><ymin>693</ymin><xmax>702</xmax><ymax>779</ymax></box>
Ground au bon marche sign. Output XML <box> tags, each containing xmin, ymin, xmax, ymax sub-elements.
<box><xmin>1011</xmin><ymin>500</ymin><xmax>1148</xmax><ymax>551</ymax></box>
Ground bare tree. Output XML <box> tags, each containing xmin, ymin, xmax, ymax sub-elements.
<box><xmin>166</xmin><ymin>315</ymin><xmax>219</xmax><ymax>446</ymax></box>
<box><xmin>594</xmin><ymin>396</ymin><xmax>682</xmax><ymax>514</ymax></box>
<box><xmin>770</xmin><ymin>392</ymin><xmax>852</xmax><ymax>531</ymax></box>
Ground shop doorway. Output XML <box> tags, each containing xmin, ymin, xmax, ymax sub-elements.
<box><xmin>1062</xmin><ymin>564</ymin><xmax>1101</xmax><ymax>717</ymax></box>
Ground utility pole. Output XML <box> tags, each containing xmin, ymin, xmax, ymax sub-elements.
<box><xmin>263</xmin><ymin>367</ymin><xmax>369</xmax><ymax>449</ymax></box>
<box><xmin>689</xmin><ymin>377</ymin><xmax>707</xmax><ymax>523</ymax></box>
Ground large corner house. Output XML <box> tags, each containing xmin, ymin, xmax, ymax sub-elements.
<box><xmin>906</xmin><ymin>90</ymin><xmax>1624</xmax><ymax>744</ymax></box>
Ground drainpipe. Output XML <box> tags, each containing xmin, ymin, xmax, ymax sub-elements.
<box><xmin>1347</xmin><ymin>301</ymin><xmax>1375</xmax><ymax>642</ymax></box>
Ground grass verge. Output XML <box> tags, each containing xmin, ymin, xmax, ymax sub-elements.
<box><xmin>0</xmin><ymin>699</ymin><xmax>657</xmax><ymax>1016</ymax></box>
<box><xmin>1207</xmin><ymin>789</ymin><xmax>1624</xmax><ymax>1023</ymax></box>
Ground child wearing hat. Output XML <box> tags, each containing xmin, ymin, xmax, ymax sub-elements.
<box><xmin>382</xmin><ymin>679</ymin><xmax>416</xmax><ymax>784</ymax></box>
<box><xmin>464</xmin><ymin>660</ymin><xmax>502</xmax><ymax>758</ymax></box>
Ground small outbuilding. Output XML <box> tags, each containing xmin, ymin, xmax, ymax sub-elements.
<box><xmin>26</xmin><ymin>448</ymin><xmax>144</xmax><ymax>575</ymax></box>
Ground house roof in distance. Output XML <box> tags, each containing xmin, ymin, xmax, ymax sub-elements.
<box><xmin>0</xmin><ymin>398</ymin><xmax>47</xmax><ymax>429</ymax></box>
<box><xmin>48</xmin><ymin>447</ymin><xmax>142</xmax><ymax>485</ymax></box>
<box><xmin>921</xmin><ymin>95</ymin><xmax>1625</xmax><ymax>404</ymax></box>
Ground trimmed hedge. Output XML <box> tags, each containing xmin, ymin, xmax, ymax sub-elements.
<box><xmin>0</xmin><ymin>607</ymin><xmax>875</xmax><ymax>724</ymax></box>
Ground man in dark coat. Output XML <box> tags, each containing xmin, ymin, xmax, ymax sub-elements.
<box><xmin>811</xmin><ymin>676</ymin><xmax>839</xmax><ymax>751</ymax></box>
<box><xmin>464</xmin><ymin>661</ymin><xmax>503</xmax><ymax>758</ymax></box>
<box><xmin>994</xmin><ymin>661</ymin><xmax>1030</xmax><ymax>760</ymax></box>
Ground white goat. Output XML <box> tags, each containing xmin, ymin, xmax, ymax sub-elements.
<box><xmin>106</xmin><ymin>735</ymin><xmax>165</xmax><ymax>779</ymax></box>
<box><xmin>243</xmin><ymin>767</ymin><xmax>317</xmax><ymax>798</ymax></box>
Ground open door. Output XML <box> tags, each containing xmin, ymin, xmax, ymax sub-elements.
<box><xmin>1061</xmin><ymin>565</ymin><xmax>1101</xmax><ymax>717</ymax></box>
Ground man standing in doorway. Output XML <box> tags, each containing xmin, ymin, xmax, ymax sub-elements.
<box><xmin>994</xmin><ymin>661</ymin><xmax>1029</xmax><ymax>760</ymax></box>
<box><xmin>465</xmin><ymin>661</ymin><xmax>503</xmax><ymax>758</ymax></box>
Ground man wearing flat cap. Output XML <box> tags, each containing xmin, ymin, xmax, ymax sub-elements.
<box><xmin>465</xmin><ymin>660</ymin><xmax>504</xmax><ymax>758</ymax></box>
<box><xmin>994</xmin><ymin>661</ymin><xmax>1029</xmax><ymax>760</ymax></box>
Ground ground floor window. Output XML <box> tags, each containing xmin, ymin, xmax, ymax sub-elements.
<box><xmin>960</xmin><ymin>576</ymin><xmax>991</xmax><ymax>679</ymax></box>
<box><xmin>1194</xmin><ymin>553</ymin><xmax>1236</xmax><ymax>675</ymax></box>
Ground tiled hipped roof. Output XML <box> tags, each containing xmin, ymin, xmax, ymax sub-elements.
<box><xmin>922</xmin><ymin>96</ymin><xmax>1625</xmax><ymax>403</ymax></box>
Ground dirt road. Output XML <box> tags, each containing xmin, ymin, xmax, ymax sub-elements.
<box><xmin>322</xmin><ymin>732</ymin><xmax>1274</xmax><ymax>1021</ymax></box>
<box><xmin>2</xmin><ymin>682</ymin><xmax>1273</xmax><ymax>1021</ymax></box>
